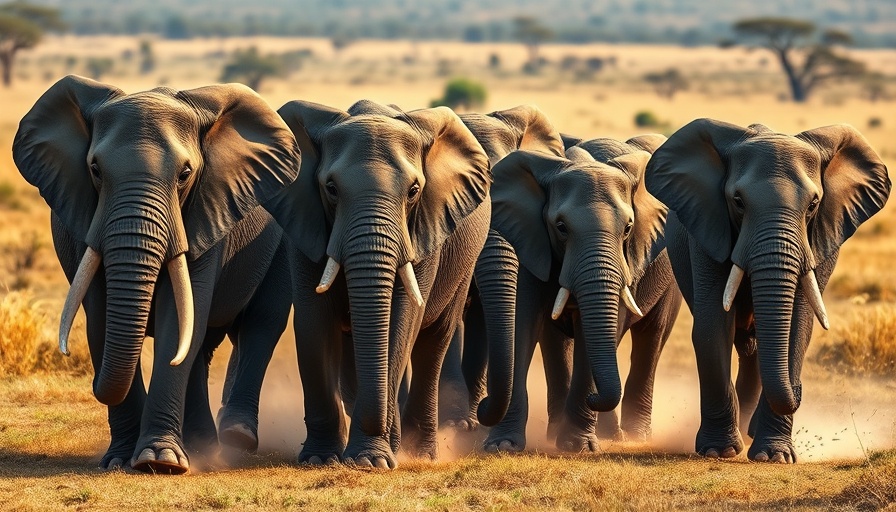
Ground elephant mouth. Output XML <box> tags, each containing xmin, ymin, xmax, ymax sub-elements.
<box><xmin>314</xmin><ymin>255</ymin><xmax>424</xmax><ymax>307</ymax></box>
<box><xmin>722</xmin><ymin>264</ymin><xmax>829</xmax><ymax>330</ymax></box>
<box><xmin>550</xmin><ymin>285</ymin><xmax>642</xmax><ymax>320</ymax></box>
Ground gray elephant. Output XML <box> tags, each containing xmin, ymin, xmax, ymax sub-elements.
<box><xmin>437</xmin><ymin>105</ymin><xmax>566</xmax><ymax>430</ymax></box>
<box><xmin>13</xmin><ymin>75</ymin><xmax>300</xmax><ymax>474</ymax></box>
<box><xmin>477</xmin><ymin>135</ymin><xmax>682</xmax><ymax>452</ymax></box>
<box><xmin>645</xmin><ymin>119</ymin><xmax>890</xmax><ymax>462</ymax></box>
<box><xmin>264</xmin><ymin>99</ymin><xmax>491</xmax><ymax>469</ymax></box>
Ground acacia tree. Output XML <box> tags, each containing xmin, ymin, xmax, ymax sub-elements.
<box><xmin>220</xmin><ymin>46</ymin><xmax>283</xmax><ymax>91</ymax></box>
<box><xmin>643</xmin><ymin>68</ymin><xmax>689</xmax><ymax>99</ymax></box>
<box><xmin>731</xmin><ymin>17</ymin><xmax>865</xmax><ymax>102</ymax></box>
<box><xmin>0</xmin><ymin>1</ymin><xmax>64</xmax><ymax>87</ymax></box>
<box><xmin>513</xmin><ymin>16</ymin><xmax>552</xmax><ymax>71</ymax></box>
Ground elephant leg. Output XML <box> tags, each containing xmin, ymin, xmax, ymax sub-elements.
<box><xmin>81</xmin><ymin>275</ymin><xmax>147</xmax><ymax>471</ymax></box>
<box><xmin>437</xmin><ymin>321</ymin><xmax>469</xmax><ymax>428</ymax></box>
<box><xmin>689</xmin><ymin>239</ymin><xmax>742</xmax><ymax>459</ymax></box>
<box><xmin>218</xmin><ymin>250</ymin><xmax>292</xmax><ymax>454</ymax></box>
<box><xmin>620</xmin><ymin>287</ymin><xmax>681</xmax><ymax>441</ymax></box>
<box><xmin>556</xmin><ymin>319</ymin><xmax>600</xmax><ymax>452</ymax></box>
<box><xmin>461</xmin><ymin>292</ymin><xmax>488</xmax><ymax>423</ymax></box>
<box><xmin>734</xmin><ymin>329</ymin><xmax>760</xmax><ymax>438</ymax></box>
<box><xmin>339</xmin><ymin>331</ymin><xmax>358</xmax><ymax>418</ymax></box>
<box><xmin>131</xmin><ymin>257</ymin><xmax>217</xmax><ymax>475</ymax></box>
<box><xmin>402</xmin><ymin>285</ymin><xmax>469</xmax><ymax>460</ymax></box>
<box><xmin>182</xmin><ymin>338</ymin><xmax>221</xmax><ymax>456</ymax></box>
<box><xmin>541</xmin><ymin>325</ymin><xmax>574</xmax><ymax>441</ymax></box>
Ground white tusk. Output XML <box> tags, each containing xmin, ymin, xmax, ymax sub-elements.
<box><xmin>168</xmin><ymin>254</ymin><xmax>195</xmax><ymax>366</ymax></box>
<box><xmin>622</xmin><ymin>285</ymin><xmax>644</xmax><ymax>317</ymax></box>
<box><xmin>59</xmin><ymin>247</ymin><xmax>102</xmax><ymax>356</ymax></box>
<box><xmin>316</xmin><ymin>257</ymin><xmax>341</xmax><ymax>294</ymax></box>
<box><xmin>723</xmin><ymin>265</ymin><xmax>745</xmax><ymax>312</ymax></box>
<box><xmin>801</xmin><ymin>270</ymin><xmax>830</xmax><ymax>330</ymax></box>
<box><xmin>551</xmin><ymin>287</ymin><xmax>570</xmax><ymax>320</ymax></box>
<box><xmin>398</xmin><ymin>262</ymin><xmax>424</xmax><ymax>308</ymax></box>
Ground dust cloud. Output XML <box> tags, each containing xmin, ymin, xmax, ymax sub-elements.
<box><xmin>179</xmin><ymin>313</ymin><xmax>895</xmax><ymax>464</ymax></box>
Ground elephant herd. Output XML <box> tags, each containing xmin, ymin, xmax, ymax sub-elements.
<box><xmin>12</xmin><ymin>75</ymin><xmax>890</xmax><ymax>474</ymax></box>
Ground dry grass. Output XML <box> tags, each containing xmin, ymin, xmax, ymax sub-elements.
<box><xmin>0</xmin><ymin>291</ymin><xmax>91</xmax><ymax>377</ymax></box>
<box><xmin>814</xmin><ymin>304</ymin><xmax>896</xmax><ymax>376</ymax></box>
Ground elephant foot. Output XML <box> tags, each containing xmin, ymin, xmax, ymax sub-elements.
<box><xmin>131</xmin><ymin>438</ymin><xmax>190</xmax><ymax>475</ymax></box>
<box><xmin>596</xmin><ymin>422</ymin><xmax>624</xmax><ymax>441</ymax></box>
<box><xmin>483</xmin><ymin>430</ymin><xmax>526</xmax><ymax>453</ymax></box>
<box><xmin>441</xmin><ymin>413</ymin><xmax>479</xmax><ymax>432</ymax></box>
<box><xmin>748</xmin><ymin>444</ymin><xmax>796</xmax><ymax>464</ymax></box>
<box><xmin>696</xmin><ymin>418</ymin><xmax>743</xmax><ymax>459</ymax></box>
<box><xmin>298</xmin><ymin>435</ymin><xmax>345</xmax><ymax>466</ymax></box>
<box><xmin>621</xmin><ymin>427</ymin><xmax>651</xmax><ymax>443</ymax></box>
<box><xmin>556</xmin><ymin>421</ymin><xmax>600</xmax><ymax>453</ymax></box>
<box><xmin>219</xmin><ymin>423</ymin><xmax>259</xmax><ymax>454</ymax></box>
<box><xmin>344</xmin><ymin>435</ymin><xmax>396</xmax><ymax>470</ymax></box>
<box><xmin>99</xmin><ymin>439</ymin><xmax>138</xmax><ymax>471</ymax></box>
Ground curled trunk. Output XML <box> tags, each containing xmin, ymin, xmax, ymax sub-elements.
<box><xmin>575</xmin><ymin>266</ymin><xmax>624</xmax><ymax>412</ymax></box>
<box><xmin>473</xmin><ymin>231</ymin><xmax>518</xmax><ymax>426</ymax></box>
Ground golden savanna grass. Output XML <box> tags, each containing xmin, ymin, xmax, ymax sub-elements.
<box><xmin>1</xmin><ymin>35</ymin><xmax>895</xmax><ymax>511</ymax></box>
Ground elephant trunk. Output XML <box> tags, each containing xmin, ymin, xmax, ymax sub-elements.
<box><xmin>473</xmin><ymin>230</ymin><xmax>518</xmax><ymax>426</ymax></box>
<box><xmin>94</xmin><ymin>217</ymin><xmax>167</xmax><ymax>406</ymax></box>
<box><xmin>341</xmin><ymin>212</ymin><xmax>402</xmax><ymax>437</ymax></box>
<box><xmin>748</xmin><ymin>234</ymin><xmax>802</xmax><ymax>416</ymax></box>
<box><xmin>574</xmin><ymin>257</ymin><xmax>624</xmax><ymax>412</ymax></box>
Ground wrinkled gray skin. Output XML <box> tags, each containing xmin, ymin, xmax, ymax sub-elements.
<box><xmin>437</xmin><ymin>105</ymin><xmax>566</xmax><ymax>431</ymax></box>
<box><xmin>646</xmin><ymin>119</ymin><xmax>890</xmax><ymax>462</ymax></box>
<box><xmin>478</xmin><ymin>135</ymin><xmax>682</xmax><ymax>452</ymax></box>
<box><xmin>264</xmin><ymin>99</ymin><xmax>491</xmax><ymax>469</ymax></box>
<box><xmin>12</xmin><ymin>75</ymin><xmax>300</xmax><ymax>474</ymax></box>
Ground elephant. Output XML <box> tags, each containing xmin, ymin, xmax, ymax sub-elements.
<box><xmin>12</xmin><ymin>75</ymin><xmax>301</xmax><ymax>474</ymax></box>
<box><xmin>645</xmin><ymin>119</ymin><xmax>890</xmax><ymax>462</ymax></box>
<box><xmin>263</xmin><ymin>99</ymin><xmax>492</xmax><ymax>469</ymax></box>
<box><xmin>437</xmin><ymin>105</ymin><xmax>565</xmax><ymax>430</ymax></box>
<box><xmin>476</xmin><ymin>135</ymin><xmax>682</xmax><ymax>452</ymax></box>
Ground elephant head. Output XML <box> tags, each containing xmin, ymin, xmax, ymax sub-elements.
<box><xmin>645</xmin><ymin>118</ymin><xmax>890</xmax><ymax>415</ymax></box>
<box><xmin>13</xmin><ymin>75</ymin><xmax>300</xmax><ymax>406</ymax></box>
<box><xmin>266</xmin><ymin>100</ymin><xmax>490</xmax><ymax>437</ymax></box>
<box><xmin>489</xmin><ymin>140</ymin><xmax>666</xmax><ymax>412</ymax></box>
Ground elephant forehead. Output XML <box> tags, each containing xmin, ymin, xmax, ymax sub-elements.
<box><xmin>552</xmin><ymin>165</ymin><xmax>630</xmax><ymax>204</ymax></box>
<box><xmin>732</xmin><ymin>135</ymin><xmax>821</xmax><ymax>180</ymax></box>
<box><xmin>323</xmin><ymin>116</ymin><xmax>423</xmax><ymax>160</ymax></box>
<box><xmin>95</xmin><ymin>93</ymin><xmax>200</xmax><ymax>143</ymax></box>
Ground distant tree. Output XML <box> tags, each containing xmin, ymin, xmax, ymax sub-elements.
<box><xmin>0</xmin><ymin>1</ymin><xmax>64</xmax><ymax>87</ymax></box>
<box><xmin>430</xmin><ymin>78</ymin><xmax>486</xmax><ymax>111</ymax></box>
<box><xmin>463</xmin><ymin>25</ymin><xmax>485</xmax><ymax>43</ymax></box>
<box><xmin>163</xmin><ymin>15</ymin><xmax>191</xmax><ymax>40</ymax></box>
<box><xmin>731</xmin><ymin>17</ymin><xmax>866</xmax><ymax>102</ymax></box>
<box><xmin>488</xmin><ymin>53</ymin><xmax>501</xmax><ymax>70</ymax></box>
<box><xmin>85</xmin><ymin>57</ymin><xmax>113</xmax><ymax>81</ymax></box>
<box><xmin>643</xmin><ymin>68</ymin><xmax>689</xmax><ymax>99</ymax></box>
<box><xmin>512</xmin><ymin>16</ymin><xmax>552</xmax><ymax>70</ymax></box>
<box><xmin>331</xmin><ymin>35</ymin><xmax>354</xmax><ymax>56</ymax></box>
<box><xmin>138</xmin><ymin>39</ymin><xmax>155</xmax><ymax>75</ymax></box>
<box><xmin>220</xmin><ymin>46</ymin><xmax>283</xmax><ymax>91</ymax></box>
<box><xmin>861</xmin><ymin>72</ymin><xmax>889</xmax><ymax>103</ymax></box>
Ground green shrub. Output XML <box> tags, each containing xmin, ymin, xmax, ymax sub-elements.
<box><xmin>634</xmin><ymin>110</ymin><xmax>660</xmax><ymax>128</ymax></box>
<box><xmin>430</xmin><ymin>78</ymin><xmax>487</xmax><ymax>110</ymax></box>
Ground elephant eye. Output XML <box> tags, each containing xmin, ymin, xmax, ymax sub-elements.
<box><xmin>325</xmin><ymin>180</ymin><xmax>338</xmax><ymax>198</ymax></box>
<box><xmin>808</xmin><ymin>195</ymin><xmax>820</xmax><ymax>213</ymax></box>
<box><xmin>408</xmin><ymin>182</ymin><xmax>421</xmax><ymax>202</ymax></box>
<box><xmin>177</xmin><ymin>165</ymin><xmax>192</xmax><ymax>185</ymax></box>
<box><xmin>90</xmin><ymin>162</ymin><xmax>101</xmax><ymax>182</ymax></box>
<box><xmin>555</xmin><ymin>220</ymin><xmax>568</xmax><ymax>237</ymax></box>
<box><xmin>624</xmin><ymin>219</ymin><xmax>634</xmax><ymax>239</ymax></box>
<box><xmin>733</xmin><ymin>193</ymin><xmax>745</xmax><ymax>210</ymax></box>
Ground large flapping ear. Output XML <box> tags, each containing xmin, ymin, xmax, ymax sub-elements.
<box><xmin>401</xmin><ymin>106</ymin><xmax>491</xmax><ymax>260</ymax></box>
<box><xmin>489</xmin><ymin>150</ymin><xmax>568</xmax><ymax>281</ymax></box>
<box><xmin>175</xmin><ymin>84</ymin><xmax>301</xmax><ymax>259</ymax></box>
<box><xmin>609</xmin><ymin>151</ymin><xmax>668</xmax><ymax>281</ymax></box>
<box><xmin>12</xmin><ymin>75</ymin><xmax>123</xmax><ymax>243</ymax></box>
<box><xmin>645</xmin><ymin>118</ymin><xmax>751</xmax><ymax>263</ymax></box>
<box><xmin>560</xmin><ymin>133</ymin><xmax>584</xmax><ymax>150</ymax></box>
<box><xmin>625</xmin><ymin>133</ymin><xmax>667</xmax><ymax>154</ymax></box>
<box><xmin>491</xmin><ymin>105</ymin><xmax>565</xmax><ymax>157</ymax></box>
<box><xmin>796</xmin><ymin>124</ymin><xmax>891</xmax><ymax>262</ymax></box>
<box><xmin>264</xmin><ymin>100</ymin><xmax>349</xmax><ymax>263</ymax></box>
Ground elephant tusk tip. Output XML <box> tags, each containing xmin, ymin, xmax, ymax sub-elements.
<box><xmin>550</xmin><ymin>311</ymin><xmax>561</xmax><ymax>321</ymax></box>
<box><xmin>315</xmin><ymin>284</ymin><xmax>330</xmax><ymax>294</ymax></box>
<box><xmin>169</xmin><ymin>357</ymin><xmax>183</xmax><ymax>366</ymax></box>
<box><xmin>820</xmin><ymin>316</ymin><xmax>830</xmax><ymax>330</ymax></box>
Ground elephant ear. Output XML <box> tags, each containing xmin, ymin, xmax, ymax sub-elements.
<box><xmin>347</xmin><ymin>99</ymin><xmax>401</xmax><ymax>117</ymax></box>
<box><xmin>560</xmin><ymin>133</ymin><xmax>584</xmax><ymax>150</ymax></box>
<box><xmin>265</xmin><ymin>100</ymin><xmax>349</xmax><ymax>263</ymax></box>
<box><xmin>402</xmin><ymin>106</ymin><xmax>491</xmax><ymax>260</ymax></box>
<box><xmin>489</xmin><ymin>150</ymin><xmax>567</xmax><ymax>281</ymax></box>
<box><xmin>625</xmin><ymin>134</ymin><xmax>667</xmax><ymax>154</ymax></box>
<box><xmin>490</xmin><ymin>105</ymin><xmax>565</xmax><ymax>157</ymax></box>
<box><xmin>610</xmin><ymin>151</ymin><xmax>668</xmax><ymax>282</ymax></box>
<box><xmin>645</xmin><ymin>118</ymin><xmax>751</xmax><ymax>263</ymax></box>
<box><xmin>575</xmin><ymin>137</ymin><xmax>632</xmax><ymax>163</ymax></box>
<box><xmin>175</xmin><ymin>84</ymin><xmax>301</xmax><ymax>259</ymax></box>
<box><xmin>796</xmin><ymin>124</ymin><xmax>891</xmax><ymax>261</ymax></box>
<box><xmin>12</xmin><ymin>75</ymin><xmax>123</xmax><ymax>244</ymax></box>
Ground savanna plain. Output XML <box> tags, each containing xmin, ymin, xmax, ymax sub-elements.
<box><xmin>1</xmin><ymin>36</ymin><xmax>896</xmax><ymax>511</ymax></box>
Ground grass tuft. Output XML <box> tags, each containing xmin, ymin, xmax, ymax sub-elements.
<box><xmin>833</xmin><ymin>451</ymin><xmax>896</xmax><ymax>510</ymax></box>
<box><xmin>0</xmin><ymin>291</ymin><xmax>91</xmax><ymax>377</ymax></box>
<box><xmin>814</xmin><ymin>304</ymin><xmax>896</xmax><ymax>375</ymax></box>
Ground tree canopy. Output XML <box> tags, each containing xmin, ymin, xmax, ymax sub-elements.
<box><xmin>730</xmin><ymin>17</ymin><xmax>865</xmax><ymax>102</ymax></box>
<box><xmin>219</xmin><ymin>46</ymin><xmax>283</xmax><ymax>91</ymax></box>
<box><xmin>0</xmin><ymin>2</ymin><xmax>65</xmax><ymax>86</ymax></box>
